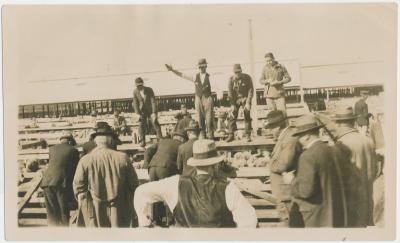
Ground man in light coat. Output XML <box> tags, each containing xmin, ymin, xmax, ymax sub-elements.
<box><xmin>73</xmin><ymin>125</ymin><xmax>139</xmax><ymax>227</ymax></box>
<box><xmin>332</xmin><ymin>106</ymin><xmax>377</xmax><ymax>226</ymax></box>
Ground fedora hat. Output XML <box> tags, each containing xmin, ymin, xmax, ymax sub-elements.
<box><xmin>185</xmin><ymin>119</ymin><xmax>201</xmax><ymax>132</ymax></box>
<box><xmin>91</xmin><ymin>122</ymin><xmax>118</xmax><ymax>139</ymax></box>
<box><xmin>360</xmin><ymin>90</ymin><xmax>369</xmax><ymax>96</ymax></box>
<box><xmin>264</xmin><ymin>110</ymin><xmax>286</xmax><ymax>128</ymax></box>
<box><xmin>197</xmin><ymin>58</ymin><xmax>208</xmax><ymax>67</ymax></box>
<box><xmin>233</xmin><ymin>64</ymin><xmax>242</xmax><ymax>72</ymax></box>
<box><xmin>187</xmin><ymin>139</ymin><xmax>225</xmax><ymax>167</ymax></box>
<box><xmin>331</xmin><ymin>106</ymin><xmax>358</xmax><ymax>121</ymax></box>
<box><xmin>292</xmin><ymin>114</ymin><xmax>325</xmax><ymax>136</ymax></box>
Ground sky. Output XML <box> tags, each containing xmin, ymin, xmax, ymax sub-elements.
<box><xmin>3</xmin><ymin>4</ymin><xmax>397</xmax><ymax>105</ymax></box>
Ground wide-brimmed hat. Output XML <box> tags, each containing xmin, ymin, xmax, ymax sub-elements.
<box><xmin>292</xmin><ymin>114</ymin><xmax>325</xmax><ymax>136</ymax></box>
<box><xmin>185</xmin><ymin>119</ymin><xmax>201</xmax><ymax>132</ymax></box>
<box><xmin>135</xmin><ymin>77</ymin><xmax>144</xmax><ymax>86</ymax></box>
<box><xmin>264</xmin><ymin>110</ymin><xmax>286</xmax><ymax>128</ymax></box>
<box><xmin>233</xmin><ymin>64</ymin><xmax>242</xmax><ymax>72</ymax></box>
<box><xmin>187</xmin><ymin>139</ymin><xmax>225</xmax><ymax>167</ymax></box>
<box><xmin>331</xmin><ymin>106</ymin><xmax>358</xmax><ymax>121</ymax></box>
<box><xmin>197</xmin><ymin>58</ymin><xmax>208</xmax><ymax>67</ymax></box>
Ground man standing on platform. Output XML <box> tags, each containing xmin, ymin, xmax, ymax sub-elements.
<box><xmin>354</xmin><ymin>90</ymin><xmax>371</xmax><ymax>136</ymax></box>
<box><xmin>135</xmin><ymin>139</ymin><xmax>257</xmax><ymax>228</ymax></box>
<box><xmin>165</xmin><ymin>58</ymin><xmax>214</xmax><ymax>139</ymax></box>
<box><xmin>132</xmin><ymin>77</ymin><xmax>163</xmax><ymax>147</ymax></box>
<box><xmin>41</xmin><ymin>131</ymin><xmax>79</xmax><ymax>226</ymax></box>
<box><xmin>264</xmin><ymin>110</ymin><xmax>302</xmax><ymax>225</ymax></box>
<box><xmin>259</xmin><ymin>53</ymin><xmax>291</xmax><ymax>116</ymax></box>
<box><xmin>226</xmin><ymin>64</ymin><xmax>254</xmax><ymax>143</ymax></box>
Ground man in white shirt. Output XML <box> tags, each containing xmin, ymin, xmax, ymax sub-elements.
<box><xmin>165</xmin><ymin>59</ymin><xmax>215</xmax><ymax>139</ymax></box>
<box><xmin>134</xmin><ymin>139</ymin><xmax>258</xmax><ymax>228</ymax></box>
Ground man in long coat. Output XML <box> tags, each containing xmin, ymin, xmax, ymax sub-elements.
<box><xmin>332</xmin><ymin>106</ymin><xmax>377</xmax><ymax>226</ymax></box>
<box><xmin>264</xmin><ymin>110</ymin><xmax>302</xmax><ymax>225</ymax></box>
<box><xmin>285</xmin><ymin>114</ymin><xmax>347</xmax><ymax>227</ymax></box>
<box><xmin>73</xmin><ymin>125</ymin><xmax>139</xmax><ymax>227</ymax></box>
<box><xmin>132</xmin><ymin>77</ymin><xmax>162</xmax><ymax>147</ymax></box>
<box><xmin>41</xmin><ymin>131</ymin><xmax>79</xmax><ymax>226</ymax></box>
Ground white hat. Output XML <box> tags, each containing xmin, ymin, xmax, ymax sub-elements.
<box><xmin>187</xmin><ymin>139</ymin><xmax>225</xmax><ymax>167</ymax></box>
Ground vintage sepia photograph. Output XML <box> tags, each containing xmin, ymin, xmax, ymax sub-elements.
<box><xmin>3</xmin><ymin>3</ymin><xmax>397</xmax><ymax>241</ymax></box>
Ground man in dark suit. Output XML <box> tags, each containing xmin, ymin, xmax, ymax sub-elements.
<box><xmin>132</xmin><ymin>77</ymin><xmax>162</xmax><ymax>147</ymax></box>
<box><xmin>226</xmin><ymin>64</ymin><xmax>254</xmax><ymax>142</ymax></box>
<box><xmin>144</xmin><ymin>131</ymin><xmax>186</xmax><ymax>181</ymax></box>
<box><xmin>354</xmin><ymin>90</ymin><xmax>371</xmax><ymax>136</ymax></box>
<box><xmin>143</xmin><ymin>130</ymin><xmax>186</xmax><ymax>225</ymax></box>
<box><xmin>166</xmin><ymin>58</ymin><xmax>215</xmax><ymax>139</ymax></box>
<box><xmin>285</xmin><ymin>115</ymin><xmax>347</xmax><ymax>227</ymax></box>
<box><xmin>177</xmin><ymin>120</ymin><xmax>201</xmax><ymax>176</ymax></box>
<box><xmin>40</xmin><ymin>131</ymin><xmax>80</xmax><ymax>226</ymax></box>
<box><xmin>264</xmin><ymin>110</ymin><xmax>302</xmax><ymax>225</ymax></box>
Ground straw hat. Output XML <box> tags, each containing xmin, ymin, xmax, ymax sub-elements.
<box><xmin>187</xmin><ymin>139</ymin><xmax>225</xmax><ymax>167</ymax></box>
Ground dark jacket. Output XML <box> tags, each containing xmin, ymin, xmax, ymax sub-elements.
<box><xmin>194</xmin><ymin>73</ymin><xmax>212</xmax><ymax>98</ymax></box>
<box><xmin>133</xmin><ymin>86</ymin><xmax>157</xmax><ymax>115</ymax></box>
<box><xmin>173</xmin><ymin>174</ymin><xmax>235</xmax><ymax>227</ymax></box>
<box><xmin>354</xmin><ymin>99</ymin><xmax>369</xmax><ymax>126</ymax></box>
<box><xmin>177</xmin><ymin>138</ymin><xmax>197</xmax><ymax>175</ymax></box>
<box><xmin>41</xmin><ymin>143</ymin><xmax>80</xmax><ymax>200</ymax></box>
<box><xmin>228</xmin><ymin>73</ymin><xmax>254</xmax><ymax>106</ymax></box>
<box><xmin>290</xmin><ymin>141</ymin><xmax>346</xmax><ymax>227</ymax></box>
<box><xmin>143</xmin><ymin>138</ymin><xmax>183</xmax><ymax>172</ymax></box>
<box><xmin>269</xmin><ymin>127</ymin><xmax>302</xmax><ymax>202</ymax></box>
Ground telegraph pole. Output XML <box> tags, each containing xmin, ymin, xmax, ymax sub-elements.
<box><xmin>248</xmin><ymin>19</ymin><xmax>258</xmax><ymax>134</ymax></box>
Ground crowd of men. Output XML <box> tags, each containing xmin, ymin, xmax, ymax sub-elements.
<box><xmin>38</xmin><ymin>53</ymin><xmax>384</xmax><ymax>228</ymax></box>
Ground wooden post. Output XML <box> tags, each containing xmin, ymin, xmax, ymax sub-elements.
<box><xmin>248</xmin><ymin>19</ymin><xmax>258</xmax><ymax>134</ymax></box>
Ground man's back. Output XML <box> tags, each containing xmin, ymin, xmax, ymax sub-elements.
<box><xmin>41</xmin><ymin>143</ymin><xmax>79</xmax><ymax>188</ymax></box>
<box><xmin>174</xmin><ymin>174</ymin><xmax>235</xmax><ymax>227</ymax></box>
<box><xmin>291</xmin><ymin>141</ymin><xmax>346</xmax><ymax>227</ymax></box>
<box><xmin>148</xmin><ymin>138</ymin><xmax>183</xmax><ymax>169</ymax></box>
<box><xmin>77</xmin><ymin>146</ymin><xmax>135</xmax><ymax>201</ymax></box>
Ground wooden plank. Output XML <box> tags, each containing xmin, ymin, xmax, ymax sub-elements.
<box><xmin>216</xmin><ymin>137</ymin><xmax>275</xmax><ymax>152</ymax></box>
<box><xmin>246</xmin><ymin>197</ymin><xmax>275</xmax><ymax>206</ymax></box>
<box><xmin>18</xmin><ymin>172</ymin><xmax>43</xmax><ymax>215</ymax></box>
<box><xmin>258</xmin><ymin>222</ymin><xmax>286</xmax><ymax>228</ymax></box>
<box><xmin>236</xmin><ymin>168</ymin><xmax>270</xmax><ymax>178</ymax></box>
<box><xmin>21</xmin><ymin>207</ymin><xmax>47</xmax><ymax>214</ymax></box>
<box><xmin>233</xmin><ymin>178</ymin><xmax>279</xmax><ymax>205</ymax></box>
<box><xmin>256</xmin><ymin>209</ymin><xmax>280</xmax><ymax>219</ymax></box>
<box><xmin>18</xmin><ymin>218</ymin><xmax>47</xmax><ymax>226</ymax></box>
